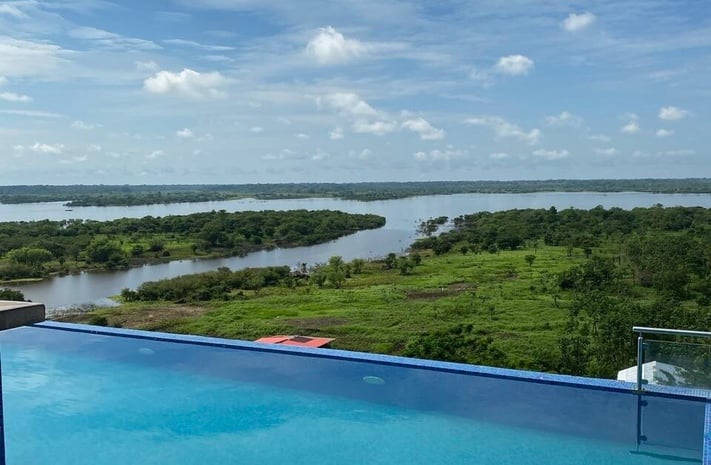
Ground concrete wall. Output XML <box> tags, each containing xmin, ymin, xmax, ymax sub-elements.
<box><xmin>0</xmin><ymin>301</ymin><xmax>45</xmax><ymax>330</ymax></box>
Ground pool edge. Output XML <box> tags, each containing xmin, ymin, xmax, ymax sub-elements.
<box><xmin>31</xmin><ymin>321</ymin><xmax>710</xmax><ymax>402</ymax></box>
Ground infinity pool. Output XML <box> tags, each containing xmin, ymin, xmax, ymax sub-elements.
<box><xmin>0</xmin><ymin>323</ymin><xmax>706</xmax><ymax>464</ymax></box>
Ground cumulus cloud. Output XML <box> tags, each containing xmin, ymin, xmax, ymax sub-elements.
<box><xmin>489</xmin><ymin>152</ymin><xmax>510</xmax><ymax>160</ymax></box>
<box><xmin>658</xmin><ymin>106</ymin><xmax>689</xmax><ymax>121</ymax></box>
<box><xmin>319</xmin><ymin>92</ymin><xmax>377</xmax><ymax>117</ymax></box>
<box><xmin>413</xmin><ymin>148</ymin><xmax>466</xmax><ymax>161</ymax></box>
<box><xmin>562</xmin><ymin>12</ymin><xmax>597</xmax><ymax>32</ymax></box>
<box><xmin>176</xmin><ymin>128</ymin><xmax>194</xmax><ymax>138</ymax></box>
<box><xmin>402</xmin><ymin>117</ymin><xmax>445</xmax><ymax>140</ymax></box>
<box><xmin>465</xmin><ymin>116</ymin><xmax>541</xmax><ymax>145</ymax></box>
<box><xmin>306</xmin><ymin>26</ymin><xmax>367</xmax><ymax>65</ymax></box>
<box><xmin>14</xmin><ymin>142</ymin><xmax>64</xmax><ymax>155</ymax></box>
<box><xmin>532</xmin><ymin>149</ymin><xmax>569</xmax><ymax>160</ymax></box>
<box><xmin>296</xmin><ymin>133</ymin><xmax>310</xmax><ymax>139</ymax></box>
<box><xmin>144</xmin><ymin>68</ymin><xmax>228</xmax><ymax>99</ymax></box>
<box><xmin>146</xmin><ymin>149</ymin><xmax>164</xmax><ymax>159</ymax></box>
<box><xmin>352</xmin><ymin>119</ymin><xmax>397</xmax><ymax>136</ymax></box>
<box><xmin>495</xmin><ymin>55</ymin><xmax>534</xmax><ymax>76</ymax></box>
<box><xmin>656</xmin><ymin>129</ymin><xmax>674</xmax><ymax>138</ymax></box>
<box><xmin>544</xmin><ymin>111</ymin><xmax>582</xmax><ymax>127</ymax></box>
<box><xmin>72</xmin><ymin>120</ymin><xmax>98</xmax><ymax>130</ymax></box>
<box><xmin>249</xmin><ymin>126</ymin><xmax>264</xmax><ymax>133</ymax></box>
<box><xmin>0</xmin><ymin>91</ymin><xmax>31</xmax><ymax>102</ymax></box>
<box><xmin>329</xmin><ymin>127</ymin><xmax>344</xmax><ymax>140</ymax></box>
<box><xmin>620</xmin><ymin>114</ymin><xmax>640</xmax><ymax>134</ymax></box>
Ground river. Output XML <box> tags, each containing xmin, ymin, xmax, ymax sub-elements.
<box><xmin>4</xmin><ymin>192</ymin><xmax>711</xmax><ymax>310</ymax></box>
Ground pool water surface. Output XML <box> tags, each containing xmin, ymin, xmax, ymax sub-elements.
<box><xmin>0</xmin><ymin>324</ymin><xmax>705</xmax><ymax>465</ymax></box>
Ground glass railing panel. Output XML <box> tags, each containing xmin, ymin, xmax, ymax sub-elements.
<box><xmin>643</xmin><ymin>338</ymin><xmax>711</xmax><ymax>390</ymax></box>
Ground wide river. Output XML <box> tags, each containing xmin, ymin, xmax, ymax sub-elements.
<box><xmin>4</xmin><ymin>192</ymin><xmax>711</xmax><ymax>311</ymax></box>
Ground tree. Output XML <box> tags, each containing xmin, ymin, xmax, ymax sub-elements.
<box><xmin>7</xmin><ymin>247</ymin><xmax>53</xmax><ymax>269</ymax></box>
<box><xmin>525</xmin><ymin>254</ymin><xmax>536</xmax><ymax>267</ymax></box>
<box><xmin>0</xmin><ymin>288</ymin><xmax>26</xmax><ymax>301</ymax></box>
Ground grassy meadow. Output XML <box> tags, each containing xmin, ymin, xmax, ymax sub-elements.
<box><xmin>68</xmin><ymin>244</ymin><xmax>589</xmax><ymax>372</ymax></box>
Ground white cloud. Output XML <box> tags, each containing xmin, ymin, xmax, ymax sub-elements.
<box><xmin>356</xmin><ymin>148</ymin><xmax>372</xmax><ymax>160</ymax></box>
<box><xmin>88</xmin><ymin>144</ymin><xmax>102</xmax><ymax>152</ymax></box>
<box><xmin>249</xmin><ymin>126</ymin><xmax>264</xmax><ymax>133</ymax></box>
<box><xmin>588</xmin><ymin>134</ymin><xmax>611</xmax><ymax>142</ymax></box>
<box><xmin>72</xmin><ymin>120</ymin><xmax>98</xmax><ymax>130</ymax></box>
<box><xmin>413</xmin><ymin>149</ymin><xmax>466</xmax><ymax>161</ymax></box>
<box><xmin>402</xmin><ymin>117</ymin><xmax>445</xmax><ymax>140</ymax></box>
<box><xmin>562</xmin><ymin>12</ymin><xmax>596</xmax><ymax>32</ymax></box>
<box><xmin>319</xmin><ymin>92</ymin><xmax>377</xmax><ymax>118</ymax></box>
<box><xmin>658</xmin><ymin>106</ymin><xmax>689</xmax><ymax>121</ymax></box>
<box><xmin>621</xmin><ymin>121</ymin><xmax>639</xmax><ymax>134</ymax></box>
<box><xmin>0</xmin><ymin>37</ymin><xmax>67</xmax><ymax>78</ymax></box>
<box><xmin>489</xmin><ymin>152</ymin><xmax>510</xmax><ymax>160</ymax></box>
<box><xmin>146</xmin><ymin>149</ymin><xmax>164</xmax><ymax>159</ymax></box>
<box><xmin>14</xmin><ymin>142</ymin><xmax>65</xmax><ymax>155</ymax></box>
<box><xmin>0</xmin><ymin>109</ymin><xmax>62</xmax><ymax>118</ymax></box>
<box><xmin>533</xmin><ymin>149</ymin><xmax>569</xmax><ymax>160</ymax></box>
<box><xmin>0</xmin><ymin>4</ymin><xmax>27</xmax><ymax>18</ymax></box>
<box><xmin>656</xmin><ymin>129</ymin><xmax>674</xmax><ymax>138</ymax></box>
<box><xmin>0</xmin><ymin>91</ymin><xmax>31</xmax><ymax>102</ymax></box>
<box><xmin>306</xmin><ymin>26</ymin><xmax>367</xmax><ymax>65</ymax></box>
<box><xmin>329</xmin><ymin>127</ymin><xmax>344</xmax><ymax>140</ymax></box>
<box><xmin>620</xmin><ymin>114</ymin><xmax>640</xmax><ymax>134</ymax></box>
<box><xmin>659</xmin><ymin>149</ymin><xmax>695</xmax><ymax>157</ymax></box>
<box><xmin>544</xmin><ymin>111</ymin><xmax>582</xmax><ymax>127</ymax></box>
<box><xmin>176</xmin><ymin>128</ymin><xmax>194</xmax><ymax>138</ymax></box>
<box><xmin>135</xmin><ymin>60</ymin><xmax>159</xmax><ymax>72</ymax></box>
<box><xmin>352</xmin><ymin>119</ymin><xmax>397</xmax><ymax>136</ymax></box>
<box><xmin>144</xmin><ymin>68</ymin><xmax>228</xmax><ymax>99</ymax></box>
<box><xmin>469</xmin><ymin>67</ymin><xmax>493</xmax><ymax>87</ymax></box>
<box><xmin>594</xmin><ymin>147</ymin><xmax>618</xmax><ymax>156</ymax></box>
<box><xmin>495</xmin><ymin>55</ymin><xmax>534</xmax><ymax>76</ymax></box>
<box><xmin>465</xmin><ymin>116</ymin><xmax>541</xmax><ymax>145</ymax></box>
<box><xmin>69</xmin><ymin>27</ymin><xmax>160</xmax><ymax>51</ymax></box>
<box><xmin>296</xmin><ymin>133</ymin><xmax>310</xmax><ymax>139</ymax></box>
<box><xmin>163</xmin><ymin>38</ymin><xmax>233</xmax><ymax>51</ymax></box>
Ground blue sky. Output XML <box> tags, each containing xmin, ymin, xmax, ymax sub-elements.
<box><xmin>0</xmin><ymin>0</ymin><xmax>709</xmax><ymax>184</ymax></box>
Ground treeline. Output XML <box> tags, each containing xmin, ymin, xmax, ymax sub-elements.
<box><xmin>414</xmin><ymin>205</ymin><xmax>711</xmax><ymax>255</ymax></box>
<box><xmin>0</xmin><ymin>210</ymin><xmax>385</xmax><ymax>280</ymax></box>
<box><xmin>3</xmin><ymin>179</ymin><xmax>711</xmax><ymax>206</ymax></box>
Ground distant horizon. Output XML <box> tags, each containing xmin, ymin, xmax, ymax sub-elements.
<box><xmin>1</xmin><ymin>1</ymin><xmax>709</xmax><ymax>184</ymax></box>
<box><xmin>2</xmin><ymin>177</ymin><xmax>711</xmax><ymax>188</ymax></box>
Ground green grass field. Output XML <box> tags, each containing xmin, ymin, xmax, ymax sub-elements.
<box><xmin>70</xmin><ymin>245</ymin><xmax>591</xmax><ymax>372</ymax></box>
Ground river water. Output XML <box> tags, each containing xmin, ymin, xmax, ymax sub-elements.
<box><xmin>4</xmin><ymin>192</ymin><xmax>711</xmax><ymax>310</ymax></box>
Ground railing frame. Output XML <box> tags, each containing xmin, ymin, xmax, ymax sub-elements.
<box><xmin>633</xmin><ymin>326</ymin><xmax>711</xmax><ymax>391</ymax></box>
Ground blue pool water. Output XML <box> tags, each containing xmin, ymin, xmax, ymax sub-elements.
<box><xmin>0</xmin><ymin>324</ymin><xmax>706</xmax><ymax>465</ymax></box>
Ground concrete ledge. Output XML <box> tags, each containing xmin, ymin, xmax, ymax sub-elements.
<box><xmin>0</xmin><ymin>300</ymin><xmax>45</xmax><ymax>330</ymax></box>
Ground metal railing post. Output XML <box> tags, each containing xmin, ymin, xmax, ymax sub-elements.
<box><xmin>636</xmin><ymin>334</ymin><xmax>644</xmax><ymax>391</ymax></box>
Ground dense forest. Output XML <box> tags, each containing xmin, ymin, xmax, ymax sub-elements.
<box><xmin>75</xmin><ymin>205</ymin><xmax>711</xmax><ymax>380</ymax></box>
<box><xmin>0</xmin><ymin>210</ymin><xmax>385</xmax><ymax>281</ymax></box>
<box><xmin>2</xmin><ymin>178</ymin><xmax>711</xmax><ymax>206</ymax></box>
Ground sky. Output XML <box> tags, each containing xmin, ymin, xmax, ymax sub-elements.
<box><xmin>0</xmin><ymin>0</ymin><xmax>710</xmax><ymax>185</ymax></box>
